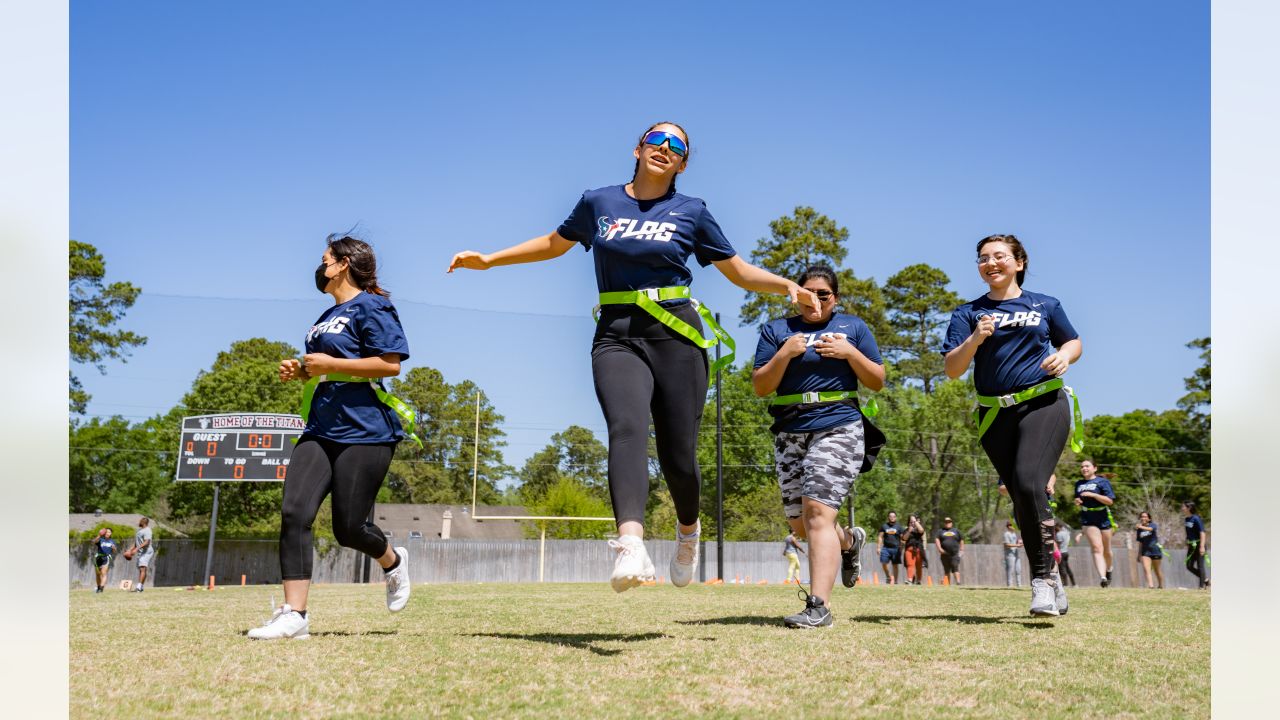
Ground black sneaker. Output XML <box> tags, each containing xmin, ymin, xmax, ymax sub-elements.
<box><xmin>1105</xmin><ymin>569</ymin><xmax>1113</xmax><ymax>586</ymax></box>
<box><xmin>1100</xmin><ymin>577</ymin><xmax>1109</xmax><ymax>588</ymax></box>
<box><xmin>784</xmin><ymin>593</ymin><xmax>833</xmax><ymax>629</ymax></box>
<box><xmin>840</xmin><ymin>526</ymin><xmax>866</xmax><ymax>588</ymax></box>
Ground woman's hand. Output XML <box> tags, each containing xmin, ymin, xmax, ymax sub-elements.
<box><xmin>1074</xmin><ymin>497</ymin><xmax>1084</xmax><ymax>506</ymax></box>
<box><xmin>814</xmin><ymin>334</ymin><xmax>852</xmax><ymax>360</ymax></box>
<box><xmin>447</xmin><ymin>251</ymin><xmax>493</xmax><ymax>273</ymax></box>
<box><xmin>301</xmin><ymin>353</ymin><xmax>338</xmax><ymax>376</ymax></box>
<box><xmin>1041</xmin><ymin>350</ymin><xmax>1070</xmax><ymax>377</ymax></box>
<box><xmin>787</xmin><ymin>284</ymin><xmax>820</xmax><ymax>312</ymax></box>
<box><xmin>279</xmin><ymin>358</ymin><xmax>306</xmax><ymax>383</ymax></box>
<box><xmin>971</xmin><ymin>314</ymin><xmax>995</xmax><ymax>345</ymax></box>
<box><xmin>779</xmin><ymin>333</ymin><xmax>809</xmax><ymax>359</ymax></box>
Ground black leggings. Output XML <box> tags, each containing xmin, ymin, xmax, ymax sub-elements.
<box><xmin>279</xmin><ymin>435</ymin><xmax>395</xmax><ymax>581</ymax></box>
<box><xmin>1059</xmin><ymin>551</ymin><xmax>1075</xmax><ymax>586</ymax></box>
<box><xmin>1185</xmin><ymin>543</ymin><xmax>1206</xmax><ymax>587</ymax></box>
<box><xmin>592</xmin><ymin>304</ymin><xmax>709</xmax><ymax>528</ymax></box>
<box><xmin>980</xmin><ymin>390</ymin><xmax>1070</xmax><ymax>580</ymax></box>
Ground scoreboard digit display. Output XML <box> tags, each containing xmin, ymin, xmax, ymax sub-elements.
<box><xmin>176</xmin><ymin>413</ymin><xmax>305</xmax><ymax>482</ymax></box>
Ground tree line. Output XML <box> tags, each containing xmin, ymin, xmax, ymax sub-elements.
<box><xmin>69</xmin><ymin>213</ymin><xmax>1210</xmax><ymax>543</ymax></box>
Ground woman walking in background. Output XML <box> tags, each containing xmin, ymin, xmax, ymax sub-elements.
<box><xmin>1055</xmin><ymin>521</ymin><xmax>1076</xmax><ymax>586</ymax></box>
<box><xmin>1135</xmin><ymin>511</ymin><xmax>1164</xmax><ymax>589</ymax></box>
<box><xmin>1074</xmin><ymin>459</ymin><xmax>1116</xmax><ymax>587</ymax></box>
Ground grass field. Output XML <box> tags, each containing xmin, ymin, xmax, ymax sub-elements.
<box><xmin>70</xmin><ymin>582</ymin><xmax>1209</xmax><ymax>719</ymax></box>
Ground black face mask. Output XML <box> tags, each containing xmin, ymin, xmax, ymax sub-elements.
<box><xmin>314</xmin><ymin>263</ymin><xmax>332</xmax><ymax>293</ymax></box>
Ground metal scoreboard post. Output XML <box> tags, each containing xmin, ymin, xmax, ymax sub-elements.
<box><xmin>175</xmin><ymin>413</ymin><xmax>305</xmax><ymax>482</ymax></box>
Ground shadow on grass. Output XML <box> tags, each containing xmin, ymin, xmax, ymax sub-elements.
<box><xmin>467</xmin><ymin>631</ymin><xmax>672</xmax><ymax>656</ymax></box>
<box><xmin>310</xmin><ymin>630</ymin><xmax>399</xmax><ymax>637</ymax></box>
<box><xmin>849</xmin><ymin>614</ymin><xmax>1056</xmax><ymax>629</ymax></box>
<box><xmin>674</xmin><ymin>615</ymin><xmax>779</xmax><ymax>628</ymax></box>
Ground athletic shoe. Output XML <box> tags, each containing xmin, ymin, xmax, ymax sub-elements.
<box><xmin>1105</xmin><ymin>569</ymin><xmax>1113</xmax><ymax>586</ymax></box>
<box><xmin>840</xmin><ymin>526</ymin><xmax>867</xmax><ymax>588</ymax></box>
<box><xmin>135</xmin><ymin>586</ymin><xmax>144</xmax><ymax>593</ymax></box>
<box><xmin>669</xmin><ymin>525</ymin><xmax>700</xmax><ymax>588</ymax></box>
<box><xmin>1029</xmin><ymin>578</ymin><xmax>1060</xmax><ymax>617</ymax></box>
<box><xmin>608</xmin><ymin>536</ymin><xmax>655</xmax><ymax>593</ymax></box>
<box><xmin>1050</xmin><ymin>572</ymin><xmax>1068</xmax><ymax>615</ymax></box>
<box><xmin>784</xmin><ymin>593</ymin><xmax>833</xmax><ymax>629</ymax></box>
<box><xmin>1100</xmin><ymin>576</ymin><xmax>1110</xmax><ymax>588</ymax></box>
<box><xmin>247</xmin><ymin>604</ymin><xmax>310</xmax><ymax>640</ymax></box>
<box><xmin>385</xmin><ymin>546</ymin><xmax>410</xmax><ymax>613</ymax></box>
<box><xmin>95</xmin><ymin>586</ymin><xmax>103</xmax><ymax>594</ymax></box>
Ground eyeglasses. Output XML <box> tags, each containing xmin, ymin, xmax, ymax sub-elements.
<box><xmin>642</xmin><ymin>131</ymin><xmax>688</xmax><ymax>158</ymax></box>
<box><xmin>976</xmin><ymin>253</ymin><xmax>1016</xmax><ymax>265</ymax></box>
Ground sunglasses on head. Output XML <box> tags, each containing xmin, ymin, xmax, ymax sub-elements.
<box><xmin>642</xmin><ymin>130</ymin><xmax>688</xmax><ymax>157</ymax></box>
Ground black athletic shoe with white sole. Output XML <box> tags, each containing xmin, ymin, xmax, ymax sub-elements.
<box><xmin>784</xmin><ymin>593</ymin><xmax>833</xmax><ymax>629</ymax></box>
<box><xmin>840</xmin><ymin>526</ymin><xmax>867</xmax><ymax>588</ymax></box>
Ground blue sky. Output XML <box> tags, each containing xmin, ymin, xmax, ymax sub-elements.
<box><xmin>71</xmin><ymin>1</ymin><xmax>1209</xmax><ymax>478</ymax></box>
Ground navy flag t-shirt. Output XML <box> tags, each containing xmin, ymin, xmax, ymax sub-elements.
<box><xmin>1137</xmin><ymin>522</ymin><xmax>1160</xmax><ymax>555</ymax></box>
<box><xmin>880</xmin><ymin>522</ymin><xmax>902</xmax><ymax>548</ymax></box>
<box><xmin>940</xmin><ymin>291</ymin><xmax>1078</xmax><ymax>396</ymax></box>
<box><xmin>95</xmin><ymin>537</ymin><xmax>116</xmax><ymax>559</ymax></box>
<box><xmin>1185</xmin><ymin>514</ymin><xmax>1204</xmax><ymax>542</ymax></box>
<box><xmin>1074</xmin><ymin>478</ymin><xmax>1115</xmax><ymax>514</ymax></box>
<box><xmin>304</xmin><ymin>291</ymin><xmax>410</xmax><ymax>444</ymax></box>
<box><xmin>753</xmin><ymin>313</ymin><xmax>883</xmax><ymax>434</ymax></box>
<box><xmin>556</xmin><ymin>185</ymin><xmax>737</xmax><ymax>301</ymax></box>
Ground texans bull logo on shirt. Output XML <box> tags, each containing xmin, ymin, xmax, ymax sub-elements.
<box><xmin>597</xmin><ymin>215</ymin><xmax>678</xmax><ymax>242</ymax></box>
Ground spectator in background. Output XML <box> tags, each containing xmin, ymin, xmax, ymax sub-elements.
<box><xmin>901</xmin><ymin>514</ymin><xmax>928</xmax><ymax>585</ymax></box>
<box><xmin>934</xmin><ymin>517</ymin><xmax>964</xmax><ymax>586</ymax></box>
<box><xmin>93</xmin><ymin>528</ymin><xmax>116</xmax><ymax>594</ymax></box>
<box><xmin>1074</xmin><ymin>459</ymin><xmax>1116</xmax><ymax>587</ymax></box>
<box><xmin>1135</xmin><ymin>511</ymin><xmax>1164</xmax><ymax>589</ymax></box>
<box><xmin>1055</xmin><ymin>521</ymin><xmax>1076</xmax><ymax>586</ymax></box>
<box><xmin>878</xmin><ymin>511</ymin><xmax>903</xmax><ymax>585</ymax></box>
<box><xmin>1003</xmin><ymin>521</ymin><xmax>1024</xmax><ymax>587</ymax></box>
<box><xmin>783</xmin><ymin>532</ymin><xmax>806</xmax><ymax>585</ymax></box>
<box><xmin>130</xmin><ymin>517</ymin><xmax>155</xmax><ymax>592</ymax></box>
<box><xmin>1182</xmin><ymin>501</ymin><xmax>1209</xmax><ymax>589</ymax></box>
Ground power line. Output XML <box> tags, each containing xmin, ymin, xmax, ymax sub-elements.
<box><xmin>143</xmin><ymin>292</ymin><xmax>588</xmax><ymax>319</ymax></box>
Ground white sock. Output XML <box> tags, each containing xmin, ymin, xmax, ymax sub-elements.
<box><xmin>678</xmin><ymin>523</ymin><xmax>700</xmax><ymax>541</ymax></box>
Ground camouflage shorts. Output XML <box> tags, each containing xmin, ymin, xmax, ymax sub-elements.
<box><xmin>774</xmin><ymin>420</ymin><xmax>866</xmax><ymax>518</ymax></box>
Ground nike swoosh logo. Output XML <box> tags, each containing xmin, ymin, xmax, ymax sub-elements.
<box><xmin>669</xmin><ymin>211</ymin><xmax>684</xmax><ymax>216</ymax></box>
<box><xmin>1032</xmin><ymin>303</ymin><xmax>1043</xmax><ymax>307</ymax></box>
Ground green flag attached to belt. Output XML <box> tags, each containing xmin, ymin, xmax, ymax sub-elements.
<box><xmin>974</xmin><ymin>378</ymin><xmax>1084</xmax><ymax>453</ymax></box>
<box><xmin>297</xmin><ymin>370</ymin><xmax>422</xmax><ymax>449</ymax></box>
<box><xmin>596</xmin><ymin>286</ymin><xmax>736</xmax><ymax>375</ymax></box>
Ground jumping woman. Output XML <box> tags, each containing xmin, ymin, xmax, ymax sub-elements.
<box><xmin>248</xmin><ymin>235</ymin><xmax>416</xmax><ymax>640</ymax></box>
<box><xmin>448</xmin><ymin>123</ymin><xmax>818</xmax><ymax>592</ymax></box>
<box><xmin>1074</xmin><ymin>459</ymin><xmax>1116</xmax><ymax>587</ymax></box>
<box><xmin>753</xmin><ymin>264</ymin><xmax>885</xmax><ymax>627</ymax></box>
<box><xmin>942</xmin><ymin>234</ymin><xmax>1083</xmax><ymax>617</ymax></box>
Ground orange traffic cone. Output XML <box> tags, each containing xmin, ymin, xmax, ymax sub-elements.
<box><xmin>942</xmin><ymin>575</ymin><xmax>950</xmax><ymax>586</ymax></box>
<box><xmin>735</xmin><ymin>574</ymin><xmax>742</xmax><ymax>585</ymax></box>
<box><xmin>757</xmin><ymin>579</ymin><xmax>768</xmax><ymax>585</ymax></box>
<box><xmin>926</xmin><ymin>575</ymin><xmax>933</xmax><ymax>586</ymax></box>
<box><xmin>871</xmin><ymin>573</ymin><xmax>879</xmax><ymax>585</ymax></box>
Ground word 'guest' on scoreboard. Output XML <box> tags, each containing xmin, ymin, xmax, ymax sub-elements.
<box><xmin>176</xmin><ymin>413</ymin><xmax>304</xmax><ymax>481</ymax></box>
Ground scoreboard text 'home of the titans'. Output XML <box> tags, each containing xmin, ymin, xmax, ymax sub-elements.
<box><xmin>175</xmin><ymin>413</ymin><xmax>304</xmax><ymax>481</ymax></box>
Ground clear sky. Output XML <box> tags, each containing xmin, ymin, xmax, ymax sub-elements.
<box><xmin>71</xmin><ymin>1</ymin><xmax>1209</xmax><ymax>478</ymax></box>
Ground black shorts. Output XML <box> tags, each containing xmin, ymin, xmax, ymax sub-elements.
<box><xmin>941</xmin><ymin>553</ymin><xmax>961</xmax><ymax>573</ymax></box>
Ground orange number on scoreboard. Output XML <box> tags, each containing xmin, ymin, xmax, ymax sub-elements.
<box><xmin>186</xmin><ymin>441</ymin><xmax>194</xmax><ymax>453</ymax></box>
<box><xmin>233</xmin><ymin>465</ymin><xmax>244</xmax><ymax>479</ymax></box>
<box><xmin>197</xmin><ymin>464</ymin><xmax>204</xmax><ymax>479</ymax></box>
<box><xmin>247</xmin><ymin>434</ymin><xmax>259</xmax><ymax>448</ymax></box>
<box><xmin>262</xmin><ymin>434</ymin><xmax>273</xmax><ymax>448</ymax></box>
<box><xmin>276</xmin><ymin>465</ymin><xmax>287</xmax><ymax>480</ymax></box>
<box><xmin>206</xmin><ymin>442</ymin><xmax>217</xmax><ymax>456</ymax></box>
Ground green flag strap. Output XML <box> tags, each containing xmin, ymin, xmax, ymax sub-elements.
<box><xmin>596</xmin><ymin>287</ymin><xmax>736</xmax><ymax>375</ymax></box>
<box><xmin>974</xmin><ymin>378</ymin><xmax>1084</xmax><ymax>453</ymax></box>
<box><xmin>770</xmin><ymin>391</ymin><xmax>880</xmax><ymax>418</ymax></box>
<box><xmin>298</xmin><ymin>370</ymin><xmax>422</xmax><ymax>449</ymax></box>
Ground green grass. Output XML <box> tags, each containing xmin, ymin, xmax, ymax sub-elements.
<box><xmin>71</xmin><ymin>582</ymin><xmax>1208</xmax><ymax>719</ymax></box>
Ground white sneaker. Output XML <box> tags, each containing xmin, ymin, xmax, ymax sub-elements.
<box><xmin>1029</xmin><ymin>578</ymin><xmax>1060</xmax><ymax>617</ymax></box>
<box><xmin>608</xmin><ymin>536</ymin><xmax>655</xmax><ymax>593</ymax></box>
<box><xmin>385</xmin><ymin>546</ymin><xmax>410</xmax><ymax>613</ymax></box>
<box><xmin>247</xmin><ymin>604</ymin><xmax>310</xmax><ymax>640</ymax></box>
<box><xmin>669</xmin><ymin>524</ymin><xmax>700</xmax><ymax>588</ymax></box>
<box><xmin>1050</xmin><ymin>572</ymin><xmax>1069</xmax><ymax>615</ymax></box>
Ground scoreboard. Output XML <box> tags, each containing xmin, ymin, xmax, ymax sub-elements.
<box><xmin>176</xmin><ymin>413</ymin><xmax>304</xmax><ymax>482</ymax></box>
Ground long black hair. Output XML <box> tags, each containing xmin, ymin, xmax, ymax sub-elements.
<box><xmin>327</xmin><ymin>234</ymin><xmax>389</xmax><ymax>297</ymax></box>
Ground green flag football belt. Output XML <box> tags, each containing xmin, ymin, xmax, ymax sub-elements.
<box><xmin>297</xmin><ymin>370</ymin><xmax>423</xmax><ymax>449</ymax></box>
<box><xmin>595</xmin><ymin>286</ymin><xmax>736</xmax><ymax>375</ymax></box>
<box><xmin>974</xmin><ymin>378</ymin><xmax>1085</xmax><ymax>453</ymax></box>
<box><xmin>770</xmin><ymin>390</ymin><xmax>880</xmax><ymax>418</ymax></box>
